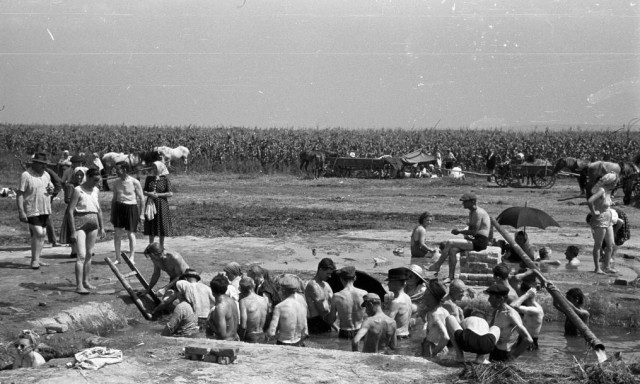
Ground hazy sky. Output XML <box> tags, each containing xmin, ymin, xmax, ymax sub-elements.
<box><xmin>1</xmin><ymin>0</ymin><xmax>638</xmax><ymax>129</ymax></box>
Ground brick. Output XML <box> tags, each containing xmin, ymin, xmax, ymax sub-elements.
<box><xmin>209</xmin><ymin>348</ymin><xmax>239</xmax><ymax>357</ymax></box>
<box><xmin>185</xmin><ymin>346</ymin><xmax>210</xmax><ymax>355</ymax></box>
<box><xmin>614</xmin><ymin>279</ymin><xmax>630</xmax><ymax>286</ymax></box>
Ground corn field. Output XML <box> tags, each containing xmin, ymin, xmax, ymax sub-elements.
<box><xmin>1</xmin><ymin>124</ymin><xmax>639</xmax><ymax>174</ymax></box>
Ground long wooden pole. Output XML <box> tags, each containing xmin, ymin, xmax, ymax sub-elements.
<box><xmin>491</xmin><ymin>218</ymin><xmax>607</xmax><ymax>362</ymax></box>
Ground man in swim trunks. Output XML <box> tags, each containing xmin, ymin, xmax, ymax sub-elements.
<box><xmin>207</xmin><ymin>274</ymin><xmax>240</xmax><ymax>341</ymax></box>
<box><xmin>410</xmin><ymin>211</ymin><xmax>436</xmax><ymax>258</ymax></box>
<box><xmin>110</xmin><ymin>161</ymin><xmax>144</xmax><ymax>264</ymax></box>
<box><xmin>352</xmin><ymin>293</ymin><xmax>397</xmax><ymax>353</ymax></box>
<box><xmin>268</xmin><ymin>275</ymin><xmax>308</xmax><ymax>347</ymax></box>
<box><xmin>304</xmin><ymin>258</ymin><xmax>335</xmax><ymax>334</ymax></box>
<box><xmin>326</xmin><ymin>266</ymin><xmax>367</xmax><ymax>339</ymax></box>
<box><xmin>239</xmin><ymin>276</ymin><xmax>269</xmax><ymax>343</ymax></box>
<box><xmin>142</xmin><ymin>242</ymin><xmax>190</xmax><ymax>295</ymax></box>
<box><xmin>429</xmin><ymin>192</ymin><xmax>491</xmax><ymax>281</ymax></box>
<box><xmin>487</xmin><ymin>284</ymin><xmax>532</xmax><ymax>362</ymax></box>
<box><xmin>385</xmin><ymin>267</ymin><xmax>413</xmax><ymax>339</ymax></box>
<box><xmin>445</xmin><ymin>307</ymin><xmax>500</xmax><ymax>364</ymax></box>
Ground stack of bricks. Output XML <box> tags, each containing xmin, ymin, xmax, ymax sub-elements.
<box><xmin>184</xmin><ymin>346</ymin><xmax>239</xmax><ymax>365</ymax></box>
<box><xmin>458</xmin><ymin>246</ymin><xmax>502</xmax><ymax>287</ymax></box>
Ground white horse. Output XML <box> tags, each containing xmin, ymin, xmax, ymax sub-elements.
<box><xmin>156</xmin><ymin>145</ymin><xmax>190</xmax><ymax>171</ymax></box>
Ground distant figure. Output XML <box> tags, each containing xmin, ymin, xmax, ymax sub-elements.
<box><xmin>384</xmin><ymin>268</ymin><xmax>413</xmax><ymax>339</ymax></box>
<box><xmin>239</xmin><ymin>276</ymin><xmax>269</xmax><ymax>343</ymax></box>
<box><xmin>536</xmin><ymin>247</ymin><xmax>561</xmax><ymax>266</ymax></box>
<box><xmin>565</xmin><ymin>245</ymin><xmax>581</xmax><ymax>269</ymax></box>
<box><xmin>352</xmin><ymin>293</ymin><xmax>397</xmax><ymax>353</ymax></box>
<box><xmin>207</xmin><ymin>274</ymin><xmax>240</xmax><ymax>341</ymax></box>
<box><xmin>304</xmin><ymin>258</ymin><xmax>335</xmax><ymax>334</ymax></box>
<box><xmin>12</xmin><ymin>331</ymin><xmax>45</xmax><ymax>369</ymax></box>
<box><xmin>326</xmin><ymin>266</ymin><xmax>367</xmax><ymax>339</ymax></box>
<box><xmin>444</xmin><ymin>150</ymin><xmax>456</xmax><ymax>169</ymax></box>
<box><xmin>268</xmin><ymin>275</ymin><xmax>309</xmax><ymax>346</ymax></box>
<box><xmin>410</xmin><ymin>211</ymin><xmax>436</xmax><ymax>258</ymax></box>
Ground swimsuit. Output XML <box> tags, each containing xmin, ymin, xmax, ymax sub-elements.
<box><xmin>454</xmin><ymin>329</ymin><xmax>496</xmax><ymax>355</ymax></box>
<box><xmin>590</xmin><ymin>209</ymin><xmax>612</xmax><ymax>229</ymax></box>
<box><xmin>489</xmin><ymin>347</ymin><xmax>513</xmax><ymax>362</ymax></box>
<box><xmin>243</xmin><ymin>331</ymin><xmax>266</xmax><ymax>344</ymax></box>
<box><xmin>307</xmin><ymin>316</ymin><xmax>332</xmax><ymax>334</ymax></box>
<box><xmin>472</xmin><ymin>235</ymin><xmax>489</xmax><ymax>252</ymax></box>
<box><xmin>338</xmin><ymin>329</ymin><xmax>359</xmax><ymax>339</ymax></box>
<box><xmin>277</xmin><ymin>340</ymin><xmax>305</xmax><ymax>347</ymax></box>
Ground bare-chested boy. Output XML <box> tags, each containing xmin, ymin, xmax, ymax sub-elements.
<box><xmin>429</xmin><ymin>193</ymin><xmax>491</xmax><ymax>280</ymax></box>
<box><xmin>442</xmin><ymin>279</ymin><xmax>466</xmax><ymax>323</ymax></box>
<box><xmin>352</xmin><ymin>293</ymin><xmax>397</xmax><ymax>353</ymax></box>
<box><xmin>492</xmin><ymin>264</ymin><xmax>519</xmax><ymax>304</ymax></box>
<box><xmin>111</xmin><ymin>161</ymin><xmax>144</xmax><ymax>264</ymax></box>
<box><xmin>385</xmin><ymin>268</ymin><xmax>413</xmax><ymax>339</ymax></box>
<box><xmin>420</xmin><ymin>279</ymin><xmax>450</xmax><ymax>358</ymax></box>
<box><xmin>206</xmin><ymin>274</ymin><xmax>240</xmax><ymax>341</ymax></box>
<box><xmin>326</xmin><ymin>266</ymin><xmax>367</xmax><ymax>339</ymax></box>
<box><xmin>239</xmin><ymin>276</ymin><xmax>269</xmax><ymax>343</ymax></box>
<box><xmin>304</xmin><ymin>258</ymin><xmax>335</xmax><ymax>334</ymax></box>
<box><xmin>510</xmin><ymin>281</ymin><xmax>544</xmax><ymax>351</ymax></box>
<box><xmin>445</xmin><ymin>307</ymin><xmax>500</xmax><ymax>364</ymax></box>
<box><xmin>268</xmin><ymin>275</ymin><xmax>308</xmax><ymax>346</ymax></box>
<box><xmin>486</xmin><ymin>284</ymin><xmax>532</xmax><ymax>362</ymax></box>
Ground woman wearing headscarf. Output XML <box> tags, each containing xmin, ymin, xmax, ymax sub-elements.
<box><xmin>143</xmin><ymin>161</ymin><xmax>173</xmax><ymax>248</ymax></box>
<box><xmin>587</xmin><ymin>171</ymin><xmax>617</xmax><ymax>275</ymax></box>
<box><xmin>161</xmin><ymin>280</ymin><xmax>199</xmax><ymax>337</ymax></box>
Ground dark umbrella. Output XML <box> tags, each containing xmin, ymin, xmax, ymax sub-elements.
<box><xmin>327</xmin><ymin>270</ymin><xmax>387</xmax><ymax>299</ymax></box>
<box><xmin>496</xmin><ymin>206</ymin><xmax>560</xmax><ymax>230</ymax></box>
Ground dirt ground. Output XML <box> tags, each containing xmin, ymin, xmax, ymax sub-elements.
<box><xmin>0</xmin><ymin>173</ymin><xmax>639</xmax><ymax>382</ymax></box>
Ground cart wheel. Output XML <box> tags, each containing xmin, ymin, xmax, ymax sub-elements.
<box><xmin>495</xmin><ymin>173</ymin><xmax>511</xmax><ymax>188</ymax></box>
<box><xmin>534</xmin><ymin>169</ymin><xmax>556</xmax><ymax>189</ymax></box>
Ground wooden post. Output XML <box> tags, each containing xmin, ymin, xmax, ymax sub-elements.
<box><xmin>491</xmin><ymin>218</ymin><xmax>607</xmax><ymax>362</ymax></box>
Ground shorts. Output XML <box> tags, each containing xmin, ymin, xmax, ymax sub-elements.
<box><xmin>111</xmin><ymin>202</ymin><xmax>139</xmax><ymax>231</ymax></box>
<box><xmin>307</xmin><ymin>316</ymin><xmax>332</xmax><ymax>334</ymax></box>
<box><xmin>472</xmin><ymin>235</ymin><xmax>489</xmax><ymax>252</ymax></box>
<box><xmin>338</xmin><ymin>329</ymin><xmax>359</xmax><ymax>339</ymax></box>
<box><xmin>277</xmin><ymin>340</ymin><xmax>305</xmax><ymax>347</ymax></box>
<box><xmin>243</xmin><ymin>331</ymin><xmax>267</xmax><ymax>344</ymax></box>
<box><xmin>454</xmin><ymin>329</ymin><xmax>496</xmax><ymax>355</ymax></box>
<box><xmin>74</xmin><ymin>212</ymin><xmax>99</xmax><ymax>232</ymax></box>
<box><xmin>489</xmin><ymin>347</ymin><xmax>513</xmax><ymax>362</ymax></box>
<box><xmin>27</xmin><ymin>215</ymin><xmax>49</xmax><ymax>228</ymax></box>
<box><xmin>590</xmin><ymin>210</ymin><xmax>612</xmax><ymax>229</ymax></box>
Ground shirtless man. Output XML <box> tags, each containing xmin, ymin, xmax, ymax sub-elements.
<box><xmin>410</xmin><ymin>211</ymin><xmax>436</xmax><ymax>258</ymax></box>
<box><xmin>207</xmin><ymin>274</ymin><xmax>240</xmax><ymax>341</ymax></box>
<box><xmin>268</xmin><ymin>275</ymin><xmax>308</xmax><ymax>346</ymax></box>
<box><xmin>442</xmin><ymin>279</ymin><xmax>466</xmax><ymax>324</ymax></box>
<box><xmin>239</xmin><ymin>276</ymin><xmax>269</xmax><ymax>343</ymax></box>
<box><xmin>429</xmin><ymin>193</ymin><xmax>491</xmax><ymax>281</ymax></box>
<box><xmin>486</xmin><ymin>284</ymin><xmax>532</xmax><ymax>362</ymax></box>
<box><xmin>385</xmin><ymin>268</ymin><xmax>413</xmax><ymax>339</ymax></box>
<box><xmin>510</xmin><ymin>281</ymin><xmax>544</xmax><ymax>351</ymax></box>
<box><xmin>304</xmin><ymin>258</ymin><xmax>335</xmax><ymax>334</ymax></box>
<box><xmin>110</xmin><ymin>161</ymin><xmax>144</xmax><ymax>264</ymax></box>
<box><xmin>445</xmin><ymin>307</ymin><xmax>500</xmax><ymax>364</ymax></box>
<box><xmin>141</xmin><ymin>242</ymin><xmax>189</xmax><ymax>296</ymax></box>
<box><xmin>326</xmin><ymin>266</ymin><xmax>367</xmax><ymax>339</ymax></box>
<box><xmin>492</xmin><ymin>264</ymin><xmax>519</xmax><ymax>304</ymax></box>
<box><xmin>420</xmin><ymin>279</ymin><xmax>450</xmax><ymax>358</ymax></box>
<box><xmin>352</xmin><ymin>293</ymin><xmax>397</xmax><ymax>353</ymax></box>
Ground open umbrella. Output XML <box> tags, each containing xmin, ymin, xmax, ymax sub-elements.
<box><xmin>496</xmin><ymin>206</ymin><xmax>560</xmax><ymax>230</ymax></box>
<box><xmin>327</xmin><ymin>270</ymin><xmax>387</xmax><ymax>298</ymax></box>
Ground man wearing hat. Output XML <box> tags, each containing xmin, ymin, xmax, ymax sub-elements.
<box><xmin>304</xmin><ymin>258</ymin><xmax>336</xmax><ymax>334</ymax></box>
<box><xmin>326</xmin><ymin>266</ymin><xmax>367</xmax><ymax>339</ymax></box>
<box><xmin>428</xmin><ymin>192</ymin><xmax>491</xmax><ymax>281</ymax></box>
<box><xmin>352</xmin><ymin>293</ymin><xmax>397</xmax><ymax>353</ymax></box>
<box><xmin>420</xmin><ymin>279</ymin><xmax>450</xmax><ymax>357</ymax></box>
<box><xmin>182</xmin><ymin>268</ymin><xmax>215</xmax><ymax>328</ymax></box>
<box><xmin>16</xmin><ymin>152</ymin><xmax>56</xmax><ymax>269</ymax></box>
<box><xmin>385</xmin><ymin>267</ymin><xmax>413</xmax><ymax>339</ymax></box>
<box><xmin>486</xmin><ymin>283</ymin><xmax>532</xmax><ymax>362</ymax></box>
<box><xmin>268</xmin><ymin>274</ymin><xmax>308</xmax><ymax>346</ymax></box>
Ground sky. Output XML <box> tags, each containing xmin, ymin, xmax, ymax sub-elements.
<box><xmin>0</xmin><ymin>0</ymin><xmax>639</xmax><ymax>129</ymax></box>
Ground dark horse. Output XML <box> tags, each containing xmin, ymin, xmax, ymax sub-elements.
<box><xmin>299</xmin><ymin>150</ymin><xmax>326</xmax><ymax>179</ymax></box>
<box><xmin>552</xmin><ymin>157</ymin><xmax>590</xmax><ymax>195</ymax></box>
<box><xmin>586</xmin><ymin>161</ymin><xmax>639</xmax><ymax>205</ymax></box>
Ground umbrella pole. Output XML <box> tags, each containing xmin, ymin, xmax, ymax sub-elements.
<box><xmin>491</xmin><ymin>218</ymin><xmax>607</xmax><ymax>362</ymax></box>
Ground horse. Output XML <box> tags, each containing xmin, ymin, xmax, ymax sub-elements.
<box><xmin>586</xmin><ymin>161</ymin><xmax>639</xmax><ymax>205</ymax></box>
<box><xmin>100</xmin><ymin>152</ymin><xmax>150</xmax><ymax>191</ymax></box>
<box><xmin>552</xmin><ymin>157</ymin><xmax>590</xmax><ymax>195</ymax></box>
<box><xmin>299</xmin><ymin>150</ymin><xmax>326</xmax><ymax>179</ymax></box>
<box><xmin>156</xmin><ymin>145</ymin><xmax>190</xmax><ymax>172</ymax></box>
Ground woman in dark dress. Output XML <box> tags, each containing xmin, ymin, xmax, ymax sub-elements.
<box><xmin>143</xmin><ymin>161</ymin><xmax>173</xmax><ymax>247</ymax></box>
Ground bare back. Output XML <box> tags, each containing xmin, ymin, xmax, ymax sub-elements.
<box><xmin>332</xmin><ymin>286</ymin><xmax>367</xmax><ymax>331</ymax></box>
<box><xmin>240</xmin><ymin>292</ymin><xmax>268</xmax><ymax>334</ymax></box>
<box><xmin>268</xmin><ymin>296</ymin><xmax>308</xmax><ymax>344</ymax></box>
<box><xmin>358</xmin><ymin>313</ymin><xmax>397</xmax><ymax>353</ymax></box>
<box><xmin>208</xmin><ymin>295</ymin><xmax>240</xmax><ymax>340</ymax></box>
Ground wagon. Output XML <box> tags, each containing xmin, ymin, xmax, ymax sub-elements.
<box><xmin>325</xmin><ymin>156</ymin><xmax>401</xmax><ymax>178</ymax></box>
<box><xmin>494</xmin><ymin>161</ymin><xmax>556</xmax><ymax>189</ymax></box>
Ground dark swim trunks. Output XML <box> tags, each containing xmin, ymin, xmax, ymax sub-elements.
<box><xmin>454</xmin><ymin>329</ymin><xmax>496</xmax><ymax>355</ymax></box>
<box><xmin>243</xmin><ymin>331</ymin><xmax>267</xmax><ymax>344</ymax></box>
<box><xmin>27</xmin><ymin>215</ymin><xmax>49</xmax><ymax>227</ymax></box>
<box><xmin>472</xmin><ymin>235</ymin><xmax>489</xmax><ymax>252</ymax></box>
<box><xmin>308</xmin><ymin>316</ymin><xmax>332</xmax><ymax>334</ymax></box>
<box><xmin>277</xmin><ymin>340</ymin><xmax>305</xmax><ymax>347</ymax></box>
<box><xmin>338</xmin><ymin>329</ymin><xmax>359</xmax><ymax>339</ymax></box>
<box><xmin>489</xmin><ymin>347</ymin><xmax>513</xmax><ymax>362</ymax></box>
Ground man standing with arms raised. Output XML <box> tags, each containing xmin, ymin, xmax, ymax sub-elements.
<box><xmin>429</xmin><ymin>192</ymin><xmax>491</xmax><ymax>281</ymax></box>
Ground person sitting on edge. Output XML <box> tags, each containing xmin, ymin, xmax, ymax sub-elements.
<box><xmin>536</xmin><ymin>247</ymin><xmax>561</xmax><ymax>266</ymax></box>
<box><xmin>446</xmin><ymin>307</ymin><xmax>500</xmax><ymax>364</ymax></box>
<box><xmin>555</xmin><ymin>287</ymin><xmax>590</xmax><ymax>337</ymax></box>
<box><xmin>492</xmin><ymin>263</ymin><xmax>519</xmax><ymax>304</ymax></box>
<box><xmin>141</xmin><ymin>242</ymin><xmax>190</xmax><ymax>296</ymax></box>
<box><xmin>384</xmin><ymin>267</ymin><xmax>413</xmax><ymax>339</ymax></box>
<box><xmin>486</xmin><ymin>284</ymin><xmax>533</xmax><ymax>362</ymax></box>
<box><xmin>161</xmin><ymin>281</ymin><xmax>200</xmax><ymax>337</ymax></box>
<box><xmin>206</xmin><ymin>274</ymin><xmax>240</xmax><ymax>341</ymax></box>
<box><xmin>268</xmin><ymin>275</ymin><xmax>308</xmax><ymax>347</ymax></box>
<box><xmin>565</xmin><ymin>245</ymin><xmax>581</xmax><ymax>269</ymax></box>
<box><xmin>442</xmin><ymin>279</ymin><xmax>466</xmax><ymax>324</ymax></box>
<box><xmin>12</xmin><ymin>330</ymin><xmax>45</xmax><ymax>369</ymax></box>
<box><xmin>410</xmin><ymin>211</ymin><xmax>436</xmax><ymax>258</ymax></box>
<box><xmin>239</xmin><ymin>276</ymin><xmax>269</xmax><ymax>343</ymax></box>
<box><xmin>420</xmin><ymin>279</ymin><xmax>450</xmax><ymax>358</ymax></box>
<box><xmin>304</xmin><ymin>258</ymin><xmax>335</xmax><ymax>334</ymax></box>
<box><xmin>352</xmin><ymin>293</ymin><xmax>397</xmax><ymax>353</ymax></box>
<box><xmin>429</xmin><ymin>193</ymin><xmax>491</xmax><ymax>281</ymax></box>
<box><xmin>509</xmin><ymin>281</ymin><xmax>544</xmax><ymax>351</ymax></box>
<box><xmin>326</xmin><ymin>266</ymin><xmax>367</xmax><ymax>339</ymax></box>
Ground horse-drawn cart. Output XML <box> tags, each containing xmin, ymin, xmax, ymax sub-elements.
<box><xmin>495</xmin><ymin>161</ymin><xmax>556</xmax><ymax>189</ymax></box>
<box><xmin>325</xmin><ymin>156</ymin><xmax>401</xmax><ymax>178</ymax></box>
